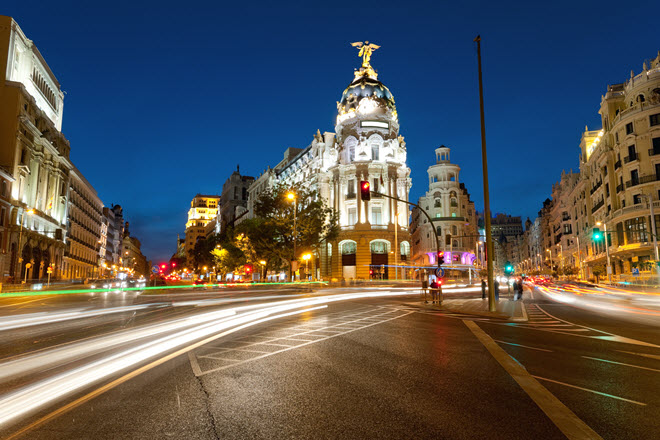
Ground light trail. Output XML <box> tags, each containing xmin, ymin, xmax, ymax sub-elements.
<box><xmin>0</xmin><ymin>289</ymin><xmax>416</xmax><ymax>429</ymax></box>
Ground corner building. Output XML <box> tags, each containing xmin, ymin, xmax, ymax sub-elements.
<box><xmin>250</xmin><ymin>50</ymin><xmax>412</xmax><ymax>280</ymax></box>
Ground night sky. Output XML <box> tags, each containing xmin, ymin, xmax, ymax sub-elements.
<box><xmin>3</xmin><ymin>0</ymin><xmax>658</xmax><ymax>263</ymax></box>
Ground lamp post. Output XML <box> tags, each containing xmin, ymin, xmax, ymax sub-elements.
<box><xmin>287</xmin><ymin>192</ymin><xmax>297</xmax><ymax>281</ymax></box>
<box><xmin>576</xmin><ymin>235</ymin><xmax>583</xmax><ymax>280</ymax></box>
<box><xmin>639</xmin><ymin>194</ymin><xmax>659</xmax><ymax>261</ymax></box>
<box><xmin>15</xmin><ymin>208</ymin><xmax>34</xmax><ymax>282</ymax></box>
<box><xmin>557</xmin><ymin>242</ymin><xmax>563</xmax><ymax>276</ymax></box>
<box><xmin>546</xmin><ymin>248</ymin><xmax>553</xmax><ymax>276</ymax></box>
<box><xmin>259</xmin><ymin>260</ymin><xmax>267</xmax><ymax>282</ymax></box>
<box><xmin>595</xmin><ymin>221</ymin><xmax>612</xmax><ymax>283</ymax></box>
<box><xmin>302</xmin><ymin>253</ymin><xmax>311</xmax><ymax>281</ymax></box>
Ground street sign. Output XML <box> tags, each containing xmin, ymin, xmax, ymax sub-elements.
<box><xmin>632</xmin><ymin>267</ymin><xmax>640</xmax><ymax>276</ymax></box>
<box><xmin>151</xmin><ymin>265</ymin><xmax>159</xmax><ymax>274</ymax></box>
<box><xmin>435</xmin><ymin>267</ymin><xmax>445</xmax><ymax>278</ymax></box>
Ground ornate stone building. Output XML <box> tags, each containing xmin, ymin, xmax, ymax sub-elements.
<box><xmin>1</xmin><ymin>16</ymin><xmax>71</xmax><ymax>281</ymax></box>
<box><xmin>62</xmin><ymin>166</ymin><xmax>103</xmax><ymax>280</ymax></box>
<box><xmin>248</xmin><ymin>43</ymin><xmax>412</xmax><ymax>280</ymax></box>
<box><xmin>220</xmin><ymin>166</ymin><xmax>254</xmax><ymax>228</ymax></box>
<box><xmin>411</xmin><ymin>146</ymin><xmax>477</xmax><ymax>268</ymax></box>
<box><xmin>184</xmin><ymin>194</ymin><xmax>220</xmax><ymax>268</ymax></box>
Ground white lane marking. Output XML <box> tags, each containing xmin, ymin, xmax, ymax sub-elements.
<box><xmin>195</xmin><ymin>311</ymin><xmax>413</xmax><ymax>377</ymax></box>
<box><xmin>581</xmin><ymin>356</ymin><xmax>660</xmax><ymax>373</ymax></box>
<box><xmin>494</xmin><ymin>340</ymin><xmax>553</xmax><ymax>352</ymax></box>
<box><xmin>0</xmin><ymin>298</ymin><xmax>49</xmax><ymax>308</ymax></box>
<box><xmin>532</xmin><ymin>376</ymin><xmax>646</xmax><ymax>406</ymax></box>
<box><xmin>618</xmin><ymin>350</ymin><xmax>660</xmax><ymax>361</ymax></box>
<box><xmin>463</xmin><ymin>320</ymin><xmax>603</xmax><ymax>440</ymax></box>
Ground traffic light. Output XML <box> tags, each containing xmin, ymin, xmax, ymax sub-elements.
<box><xmin>360</xmin><ymin>181</ymin><xmax>371</xmax><ymax>201</ymax></box>
<box><xmin>245</xmin><ymin>265</ymin><xmax>252</xmax><ymax>274</ymax></box>
<box><xmin>437</xmin><ymin>251</ymin><xmax>445</xmax><ymax>265</ymax></box>
<box><xmin>592</xmin><ymin>227</ymin><xmax>603</xmax><ymax>241</ymax></box>
<box><xmin>504</xmin><ymin>261</ymin><xmax>514</xmax><ymax>275</ymax></box>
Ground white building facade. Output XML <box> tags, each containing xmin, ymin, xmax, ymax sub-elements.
<box><xmin>249</xmin><ymin>47</ymin><xmax>412</xmax><ymax>280</ymax></box>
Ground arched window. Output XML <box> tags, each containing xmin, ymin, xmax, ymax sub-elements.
<box><xmin>452</xmin><ymin>225</ymin><xmax>458</xmax><ymax>235</ymax></box>
<box><xmin>436</xmin><ymin>226</ymin><xmax>442</xmax><ymax>236</ymax></box>
<box><xmin>637</xmin><ymin>94</ymin><xmax>645</xmax><ymax>103</ymax></box>
<box><xmin>370</xmin><ymin>240</ymin><xmax>389</xmax><ymax>254</ymax></box>
<box><xmin>434</xmin><ymin>199</ymin><xmax>441</xmax><ymax>208</ymax></box>
<box><xmin>341</xmin><ymin>241</ymin><xmax>356</xmax><ymax>255</ymax></box>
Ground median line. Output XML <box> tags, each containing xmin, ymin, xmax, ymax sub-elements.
<box><xmin>532</xmin><ymin>376</ymin><xmax>646</xmax><ymax>406</ymax></box>
<box><xmin>463</xmin><ymin>320</ymin><xmax>603</xmax><ymax>440</ymax></box>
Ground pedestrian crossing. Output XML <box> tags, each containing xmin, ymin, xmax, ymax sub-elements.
<box><xmin>188</xmin><ymin>306</ymin><xmax>413</xmax><ymax>377</ymax></box>
<box><xmin>506</xmin><ymin>303</ymin><xmax>609</xmax><ymax>336</ymax></box>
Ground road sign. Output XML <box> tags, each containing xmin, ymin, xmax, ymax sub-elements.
<box><xmin>151</xmin><ymin>265</ymin><xmax>159</xmax><ymax>274</ymax></box>
<box><xmin>632</xmin><ymin>267</ymin><xmax>640</xmax><ymax>276</ymax></box>
<box><xmin>435</xmin><ymin>267</ymin><xmax>445</xmax><ymax>278</ymax></box>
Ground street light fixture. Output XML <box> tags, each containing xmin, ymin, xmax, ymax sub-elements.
<box><xmin>545</xmin><ymin>248</ymin><xmax>553</xmax><ymax>275</ymax></box>
<box><xmin>16</xmin><ymin>208</ymin><xmax>35</xmax><ymax>282</ymax></box>
<box><xmin>595</xmin><ymin>221</ymin><xmax>612</xmax><ymax>283</ymax></box>
<box><xmin>302</xmin><ymin>253</ymin><xmax>311</xmax><ymax>281</ymax></box>
<box><xmin>286</xmin><ymin>191</ymin><xmax>297</xmax><ymax>281</ymax></box>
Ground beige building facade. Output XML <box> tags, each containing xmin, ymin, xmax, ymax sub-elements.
<box><xmin>184</xmin><ymin>194</ymin><xmax>220</xmax><ymax>268</ymax></box>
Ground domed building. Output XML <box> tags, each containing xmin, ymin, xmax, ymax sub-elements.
<box><xmin>248</xmin><ymin>43</ymin><xmax>412</xmax><ymax>280</ymax></box>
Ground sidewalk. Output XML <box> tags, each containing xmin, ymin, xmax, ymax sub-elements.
<box><xmin>406</xmin><ymin>294</ymin><xmax>528</xmax><ymax>322</ymax></box>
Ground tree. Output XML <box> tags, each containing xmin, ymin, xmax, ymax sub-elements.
<box><xmin>591</xmin><ymin>264</ymin><xmax>605</xmax><ymax>283</ymax></box>
<box><xmin>253</xmin><ymin>184</ymin><xmax>339</xmax><ymax>278</ymax></box>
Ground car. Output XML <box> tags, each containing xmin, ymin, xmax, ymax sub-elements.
<box><xmin>193</xmin><ymin>279</ymin><xmax>206</xmax><ymax>285</ymax></box>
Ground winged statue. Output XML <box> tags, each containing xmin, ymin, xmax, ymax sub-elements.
<box><xmin>351</xmin><ymin>41</ymin><xmax>380</xmax><ymax>69</ymax></box>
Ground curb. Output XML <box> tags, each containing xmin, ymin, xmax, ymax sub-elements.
<box><xmin>403</xmin><ymin>299</ymin><xmax>529</xmax><ymax>322</ymax></box>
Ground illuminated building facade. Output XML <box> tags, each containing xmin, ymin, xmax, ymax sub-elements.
<box><xmin>62</xmin><ymin>166</ymin><xmax>103</xmax><ymax>280</ymax></box>
<box><xmin>411</xmin><ymin>146</ymin><xmax>477</xmax><ymax>269</ymax></box>
<box><xmin>1</xmin><ymin>16</ymin><xmax>71</xmax><ymax>281</ymax></box>
<box><xmin>518</xmin><ymin>52</ymin><xmax>660</xmax><ymax>279</ymax></box>
<box><xmin>0</xmin><ymin>167</ymin><xmax>15</xmax><ymax>279</ymax></box>
<box><xmin>220</xmin><ymin>166</ymin><xmax>254</xmax><ymax>228</ymax></box>
<box><xmin>184</xmin><ymin>194</ymin><xmax>220</xmax><ymax>267</ymax></box>
<box><xmin>248</xmin><ymin>44</ymin><xmax>412</xmax><ymax>280</ymax></box>
<box><xmin>122</xmin><ymin>223</ymin><xmax>149</xmax><ymax>276</ymax></box>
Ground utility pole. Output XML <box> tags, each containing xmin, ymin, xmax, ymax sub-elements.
<box><xmin>475</xmin><ymin>35</ymin><xmax>496</xmax><ymax>312</ymax></box>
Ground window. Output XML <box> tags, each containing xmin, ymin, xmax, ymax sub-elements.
<box><xmin>0</xmin><ymin>207</ymin><xmax>4</xmax><ymax>226</ymax></box>
<box><xmin>650</xmin><ymin>113</ymin><xmax>660</xmax><ymax>127</ymax></box>
<box><xmin>625</xmin><ymin>216</ymin><xmax>648</xmax><ymax>244</ymax></box>
<box><xmin>371</xmin><ymin>207</ymin><xmax>382</xmax><ymax>225</ymax></box>
<box><xmin>633</xmin><ymin>194</ymin><xmax>641</xmax><ymax>205</ymax></box>
<box><xmin>348</xmin><ymin>208</ymin><xmax>357</xmax><ymax>226</ymax></box>
<box><xmin>347</xmin><ymin>180</ymin><xmax>356</xmax><ymax>198</ymax></box>
<box><xmin>631</xmin><ymin>169</ymin><xmax>639</xmax><ymax>185</ymax></box>
<box><xmin>605</xmin><ymin>183</ymin><xmax>609</xmax><ymax>197</ymax></box>
<box><xmin>370</xmin><ymin>241</ymin><xmax>387</xmax><ymax>254</ymax></box>
<box><xmin>628</xmin><ymin>144</ymin><xmax>637</xmax><ymax>160</ymax></box>
<box><xmin>615</xmin><ymin>132</ymin><xmax>619</xmax><ymax>143</ymax></box>
<box><xmin>653</xmin><ymin>137</ymin><xmax>660</xmax><ymax>155</ymax></box>
<box><xmin>341</xmin><ymin>241</ymin><xmax>356</xmax><ymax>255</ymax></box>
<box><xmin>436</xmin><ymin>226</ymin><xmax>442</xmax><ymax>236</ymax></box>
<box><xmin>434</xmin><ymin>199</ymin><xmax>441</xmax><ymax>208</ymax></box>
<box><xmin>349</xmin><ymin>144</ymin><xmax>355</xmax><ymax>162</ymax></box>
<box><xmin>626</xmin><ymin>122</ymin><xmax>634</xmax><ymax>135</ymax></box>
<box><xmin>371</xmin><ymin>143</ymin><xmax>380</xmax><ymax>161</ymax></box>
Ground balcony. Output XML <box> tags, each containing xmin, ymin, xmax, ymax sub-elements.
<box><xmin>623</xmin><ymin>152</ymin><xmax>638</xmax><ymax>164</ymax></box>
<box><xmin>625</xmin><ymin>179</ymin><xmax>640</xmax><ymax>189</ymax></box>
<box><xmin>639</xmin><ymin>174</ymin><xmax>660</xmax><ymax>185</ymax></box>
<box><xmin>591</xmin><ymin>199</ymin><xmax>605</xmax><ymax>214</ymax></box>
<box><xmin>614</xmin><ymin>160</ymin><xmax>621</xmax><ymax>169</ymax></box>
<box><xmin>590</xmin><ymin>180</ymin><xmax>602</xmax><ymax>194</ymax></box>
<box><xmin>616</xmin><ymin>183</ymin><xmax>624</xmax><ymax>193</ymax></box>
<box><xmin>649</xmin><ymin>148</ymin><xmax>660</xmax><ymax>157</ymax></box>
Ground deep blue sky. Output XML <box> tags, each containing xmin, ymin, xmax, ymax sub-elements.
<box><xmin>4</xmin><ymin>0</ymin><xmax>658</xmax><ymax>263</ymax></box>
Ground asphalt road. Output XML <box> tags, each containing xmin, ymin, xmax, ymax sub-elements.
<box><xmin>0</xmin><ymin>285</ymin><xmax>658</xmax><ymax>439</ymax></box>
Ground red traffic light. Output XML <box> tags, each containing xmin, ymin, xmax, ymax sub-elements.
<box><xmin>360</xmin><ymin>180</ymin><xmax>371</xmax><ymax>201</ymax></box>
<box><xmin>245</xmin><ymin>265</ymin><xmax>252</xmax><ymax>273</ymax></box>
<box><xmin>160</xmin><ymin>263</ymin><xmax>167</xmax><ymax>269</ymax></box>
<box><xmin>172</xmin><ymin>262</ymin><xmax>176</xmax><ymax>267</ymax></box>
<box><xmin>437</xmin><ymin>251</ymin><xmax>445</xmax><ymax>265</ymax></box>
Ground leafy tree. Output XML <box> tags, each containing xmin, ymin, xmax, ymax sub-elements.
<box><xmin>252</xmin><ymin>184</ymin><xmax>339</xmax><ymax>277</ymax></box>
<box><xmin>591</xmin><ymin>264</ymin><xmax>605</xmax><ymax>283</ymax></box>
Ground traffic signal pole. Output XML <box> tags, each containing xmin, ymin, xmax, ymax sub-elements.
<box><xmin>369</xmin><ymin>190</ymin><xmax>442</xmax><ymax>272</ymax></box>
<box><xmin>475</xmin><ymin>35</ymin><xmax>496</xmax><ymax>312</ymax></box>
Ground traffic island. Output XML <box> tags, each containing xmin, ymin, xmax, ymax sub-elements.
<box><xmin>406</xmin><ymin>297</ymin><xmax>528</xmax><ymax>322</ymax></box>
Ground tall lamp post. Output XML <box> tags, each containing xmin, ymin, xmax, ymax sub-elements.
<box><xmin>639</xmin><ymin>194</ymin><xmax>659</xmax><ymax>261</ymax></box>
<box><xmin>287</xmin><ymin>192</ymin><xmax>297</xmax><ymax>282</ymax></box>
<box><xmin>475</xmin><ymin>35</ymin><xmax>496</xmax><ymax>312</ymax></box>
<box><xmin>595</xmin><ymin>221</ymin><xmax>612</xmax><ymax>283</ymax></box>
<box><xmin>546</xmin><ymin>248</ymin><xmax>553</xmax><ymax>275</ymax></box>
<box><xmin>15</xmin><ymin>208</ymin><xmax>34</xmax><ymax>282</ymax></box>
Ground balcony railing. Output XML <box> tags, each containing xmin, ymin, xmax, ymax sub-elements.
<box><xmin>649</xmin><ymin>148</ymin><xmax>660</xmax><ymax>157</ymax></box>
<box><xmin>626</xmin><ymin>179</ymin><xmax>640</xmax><ymax>188</ymax></box>
<box><xmin>624</xmin><ymin>152</ymin><xmax>638</xmax><ymax>163</ymax></box>
<box><xmin>639</xmin><ymin>174</ymin><xmax>660</xmax><ymax>185</ymax></box>
<box><xmin>590</xmin><ymin>180</ymin><xmax>602</xmax><ymax>194</ymax></box>
<box><xmin>591</xmin><ymin>199</ymin><xmax>605</xmax><ymax>214</ymax></box>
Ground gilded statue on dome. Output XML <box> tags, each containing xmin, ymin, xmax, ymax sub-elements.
<box><xmin>351</xmin><ymin>41</ymin><xmax>380</xmax><ymax>79</ymax></box>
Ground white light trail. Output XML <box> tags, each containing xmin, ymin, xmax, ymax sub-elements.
<box><xmin>0</xmin><ymin>289</ymin><xmax>416</xmax><ymax>428</ymax></box>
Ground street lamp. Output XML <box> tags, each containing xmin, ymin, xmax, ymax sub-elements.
<box><xmin>302</xmin><ymin>253</ymin><xmax>311</xmax><ymax>281</ymax></box>
<box><xmin>638</xmin><ymin>194</ymin><xmax>659</xmax><ymax>261</ymax></box>
<box><xmin>595</xmin><ymin>221</ymin><xmax>612</xmax><ymax>283</ymax></box>
<box><xmin>259</xmin><ymin>260</ymin><xmax>267</xmax><ymax>282</ymax></box>
<box><xmin>16</xmin><ymin>208</ymin><xmax>35</xmax><ymax>282</ymax></box>
<box><xmin>557</xmin><ymin>242</ymin><xmax>563</xmax><ymax>274</ymax></box>
<box><xmin>287</xmin><ymin>191</ymin><xmax>297</xmax><ymax>281</ymax></box>
<box><xmin>545</xmin><ymin>248</ymin><xmax>553</xmax><ymax>275</ymax></box>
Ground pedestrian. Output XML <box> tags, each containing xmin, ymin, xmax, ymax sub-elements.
<box><xmin>517</xmin><ymin>279</ymin><xmax>524</xmax><ymax>300</ymax></box>
<box><xmin>494</xmin><ymin>279</ymin><xmax>500</xmax><ymax>301</ymax></box>
<box><xmin>430</xmin><ymin>279</ymin><xmax>439</xmax><ymax>303</ymax></box>
<box><xmin>481</xmin><ymin>279</ymin><xmax>486</xmax><ymax>299</ymax></box>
